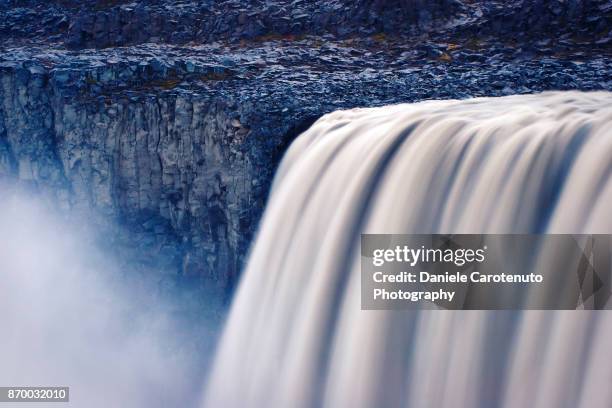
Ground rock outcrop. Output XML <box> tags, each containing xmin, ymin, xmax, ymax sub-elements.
<box><xmin>2</xmin><ymin>1</ymin><xmax>610</xmax><ymax>49</ymax></box>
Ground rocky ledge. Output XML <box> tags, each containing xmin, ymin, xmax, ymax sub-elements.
<box><xmin>3</xmin><ymin>1</ymin><xmax>611</xmax><ymax>49</ymax></box>
<box><xmin>1</xmin><ymin>1</ymin><xmax>611</xmax><ymax>304</ymax></box>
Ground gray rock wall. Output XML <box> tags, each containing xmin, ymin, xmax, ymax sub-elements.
<box><xmin>0</xmin><ymin>66</ymin><xmax>267</xmax><ymax>296</ymax></box>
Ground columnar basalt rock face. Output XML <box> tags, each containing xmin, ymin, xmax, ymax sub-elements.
<box><xmin>0</xmin><ymin>65</ymin><xmax>279</xmax><ymax>296</ymax></box>
<box><xmin>51</xmin><ymin>95</ymin><xmax>252</xmax><ymax>289</ymax></box>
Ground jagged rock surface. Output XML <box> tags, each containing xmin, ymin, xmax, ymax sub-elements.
<box><xmin>2</xmin><ymin>0</ymin><xmax>610</xmax><ymax>49</ymax></box>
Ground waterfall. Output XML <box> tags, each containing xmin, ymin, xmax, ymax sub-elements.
<box><xmin>203</xmin><ymin>91</ymin><xmax>612</xmax><ymax>408</ymax></box>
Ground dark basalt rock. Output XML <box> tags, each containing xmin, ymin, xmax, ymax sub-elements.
<box><xmin>1</xmin><ymin>0</ymin><xmax>467</xmax><ymax>49</ymax></box>
<box><xmin>2</xmin><ymin>1</ymin><xmax>611</xmax><ymax>49</ymax></box>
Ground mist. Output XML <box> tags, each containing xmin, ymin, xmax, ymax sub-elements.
<box><xmin>0</xmin><ymin>187</ymin><xmax>211</xmax><ymax>407</ymax></box>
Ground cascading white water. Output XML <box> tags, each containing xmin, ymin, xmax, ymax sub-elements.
<box><xmin>203</xmin><ymin>91</ymin><xmax>612</xmax><ymax>408</ymax></box>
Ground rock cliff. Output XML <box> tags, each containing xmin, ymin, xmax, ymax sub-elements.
<box><xmin>0</xmin><ymin>0</ymin><xmax>611</xmax><ymax>301</ymax></box>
